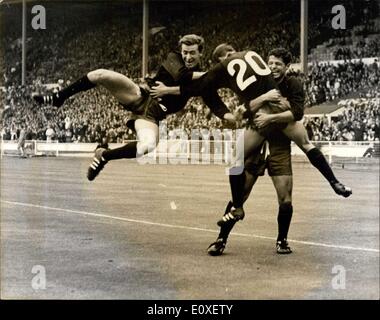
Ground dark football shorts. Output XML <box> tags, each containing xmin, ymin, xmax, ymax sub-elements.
<box><xmin>121</xmin><ymin>87</ymin><xmax>167</xmax><ymax>131</ymax></box>
<box><xmin>244</xmin><ymin>131</ymin><xmax>292</xmax><ymax>177</ymax></box>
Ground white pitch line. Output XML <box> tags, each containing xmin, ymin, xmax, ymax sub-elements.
<box><xmin>1</xmin><ymin>200</ymin><xmax>379</xmax><ymax>253</ymax></box>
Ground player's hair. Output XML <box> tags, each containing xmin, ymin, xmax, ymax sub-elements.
<box><xmin>268</xmin><ymin>48</ymin><xmax>292</xmax><ymax>65</ymax></box>
<box><xmin>212</xmin><ymin>43</ymin><xmax>235</xmax><ymax>63</ymax></box>
<box><xmin>178</xmin><ymin>34</ymin><xmax>205</xmax><ymax>53</ymax></box>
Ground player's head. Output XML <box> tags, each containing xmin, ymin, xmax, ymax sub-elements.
<box><xmin>212</xmin><ymin>43</ymin><xmax>236</xmax><ymax>63</ymax></box>
<box><xmin>179</xmin><ymin>34</ymin><xmax>204</xmax><ymax>69</ymax></box>
<box><xmin>267</xmin><ymin>48</ymin><xmax>292</xmax><ymax>80</ymax></box>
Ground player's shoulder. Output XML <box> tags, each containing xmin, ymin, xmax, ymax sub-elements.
<box><xmin>161</xmin><ymin>51</ymin><xmax>185</xmax><ymax>72</ymax></box>
<box><xmin>220</xmin><ymin>51</ymin><xmax>245</xmax><ymax>68</ymax></box>
<box><xmin>284</xmin><ymin>74</ymin><xmax>303</xmax><ymax>89</ymax></box>
<box><xmin>226</xmin><ymin>50</ymin><xmax>247</xmax><ymax>60</ymax></box>
<box><xmin>160</xmin><ymin>51</ymin><xmax>185</xmax><ymax>75</ymax></box>
<box><xmin>165</xmin><ymin>51</ymin><xmax>182</xmax><ymax>63</ymax></box>
<box><xmin>221</xmin><ymin>50</ymin><xmax>262</xmax><ymax>64</ymax></box>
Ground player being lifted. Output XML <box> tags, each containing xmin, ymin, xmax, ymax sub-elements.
<box><xmin>33</xmin><ymin>35</ymin><xmax>236</xmax><ymax>180</ymax></box>
<box><xmin>208</xmin><ymin>48</ymin><xmax>304</xmax><ymax>256</ymax></box>
<box><xmin>151</xmin><ymin>43</ymin><xmax>352</xmax><ymax>226</ymax></box>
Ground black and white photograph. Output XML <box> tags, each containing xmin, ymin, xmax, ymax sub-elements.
<box><xmin>0</xmin><ymin>0</ymin><xmax>379</xmax><ymax>306</ymax></box>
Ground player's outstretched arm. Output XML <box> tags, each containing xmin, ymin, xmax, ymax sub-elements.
<box><xmin>254</xmin><ymin>108</ymin><xmax>294</xmax><ymax>129</ymax></box>
<box><xmin>150</xmin><ymin>71</ymin><xmax>208</xmax><ymax>98</ymax></box>
<box><xmin>150</xmin><ymin>82</ymin><xmax>180</xmax><ymax>99</ymax></box>
<box><xmin>248</xmin><ymin>89</ymin><xmax>282</xmax><ymax>114</ymax></box>
<box><xmin>201</xmin><ymin>90</ymin><xmax>237</xmax><ymax>124</ymax></box>
<box><xmin>149</xmin><ymin>78</ymin><xmax>235</xmax><ymax>125</ymax></box>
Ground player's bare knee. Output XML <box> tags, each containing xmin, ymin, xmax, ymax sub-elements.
<box><xmin>137</xmin><ymin>141</ymin><xmax>156</xmax><ymax>156</ymax></box>
<box><xmin>87</xmin><ymin>69</ymin><xmax>109</xmax><ymax>84</ymax></box>
<box><xmin>136</xmin><ymin>136</ymin><xmax>157</xmax><ymax>156</ymax></box>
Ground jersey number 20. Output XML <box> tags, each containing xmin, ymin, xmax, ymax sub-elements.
<box><xmin>227</xmin><ymin>51</ymin><xmax>271</xmax><ymax>91</ymax></box>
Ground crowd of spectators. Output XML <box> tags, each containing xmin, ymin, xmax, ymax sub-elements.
<box><xmin>333</xmin><ymin>37</ymin><xmax>379</xmax><ymax>60</ymax></box>
<box><xmin>1</xmin><ymin>82</ymin><xmax>244</xmax><ymax>143</ymax></box>
<box><xmin>0</xmin><ymin>0</ymin><xmax>340</xmax><ymax>86</ymax></box>
<box><xmin>2</xmin><ymin>82</ymin><xmax>379</xmax><ymax>144</ymax></box>
<box><xmin>305</xmin><ymin>91</ymin><xmax>380</xmax><ymax>142</ymax></box>
<box><xmin>306</xmin><ymin>59</ymin><xmax>379</xmax><ymax>105</ymax></box>
<box><xmin>1</xmin><ymin>1</ymin><xmax>379</xmax><ymax>143</ymax></box>
<box><xmin>1</xmin><ymin>85</ymin><xmax>136</xmax><ymax>143</ymax></box>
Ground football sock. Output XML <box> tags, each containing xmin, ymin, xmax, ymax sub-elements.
<box><xmin>306</xmin><ymin>147</ymin><xmax>338</xmax><ymax>184</ymax></box>
<box><xmin>219</xmin><ymin>220</ymin><xmax>237</xmax><ymax>242</ymax></box>
<box><xmin>102</xmin><ymin>142</ymin><xmax>138</xmax><ymax>161</ymax></box>
<box><xmin>229</xmin><ymin>167</ymin><xmax>246</xmax><ymax>209</ymax></box>
<box><xmin>217</xmin><ymin>201</ymin><xmax>235</xmax><ymax>241</ymax></box>
<box><xmin>277</xmin><ymin>202</ymin><xmax>293</xmax><ymax>241</ymax></box>
<box><xmin>224</xmin><ymin>200</ymin><xmax>234</xmax><ymax>215</ymax></box>
<box><xmin>54</xmin><ymin>75</ymin><xmax>96</xmax><ymax>104</ymax></box>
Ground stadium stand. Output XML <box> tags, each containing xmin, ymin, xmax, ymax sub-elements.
<box><xmin>1</xmin><ymin>0</ymin><xmax>379</xmax><ymax>145</ymax></box>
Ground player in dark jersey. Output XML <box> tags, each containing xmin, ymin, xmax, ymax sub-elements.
<box><xmin>176</xmin><ymin>44</ymin><xmax>352</xmax><ymax>225</ymax></box>
<box><xmin>152</xmin><ymin>43</ymin><xmax>351</xmax><ymax>224</ymax></box>
<box><xmin>33</xmin><ymin>35</ymin><xmax>236</xmax><ymax>181</ymax></box>
<box><xmin>208</xmin><ymin>48</ymin><xmax>302</xmax><ymax>256</ymax></box>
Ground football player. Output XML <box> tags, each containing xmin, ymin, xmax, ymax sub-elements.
<box><xmin>154</xmin><ymin>43</ymin><xmax>352</xmax><ymax>225</ymax></box>
<box><xmin>208</xmin><ymin>48</ymin><xmax>303</xmax><ymax>255</ymax></box>
<box><xmin>154</xmin><ymin>44</ymin><xmax>352</xmax><ymax>227</ymax></box>
<box><xmin>33</xmin><ymin>35</ymin><xmax>238</xmax><ymax>181</ymax></box>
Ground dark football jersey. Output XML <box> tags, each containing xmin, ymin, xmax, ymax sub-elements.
<box><xmin>277</xmin><ymin>75</ymin><xmax>305</xmax><ymax>121</ymax></box>
<box><xmin>150</xmin><ymin>51</ymin><xmax>194</xmax><ymax>115</ymax></box>
<box><xmin>181</xmin><ymin>50</ymin><xmax>278</xmax><ymax>105</ymax></box>
<box><xmin>148</xmin><ymin>51</ymin><xmax>229</xmax><ymax>119</ymax></box>
<box><xmin>261</xmin><ymin>74</ymin><xmax>306</xmax><ymax>144</ymax></box>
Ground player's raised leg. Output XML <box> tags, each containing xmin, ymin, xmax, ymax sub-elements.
<box><xmin>33</xmin><ymin>69</ymin><xmax>142</xmax><ymax>107</ymax></box>
<box><xmin>282</xmin><ymin>121</ymin><xmax>352</xmax><ymax>197</ymax></box>
<box><xmin>87</xmin><ymin>119</ymin><xmax>159</xmax><ymax>181</ymax></box>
